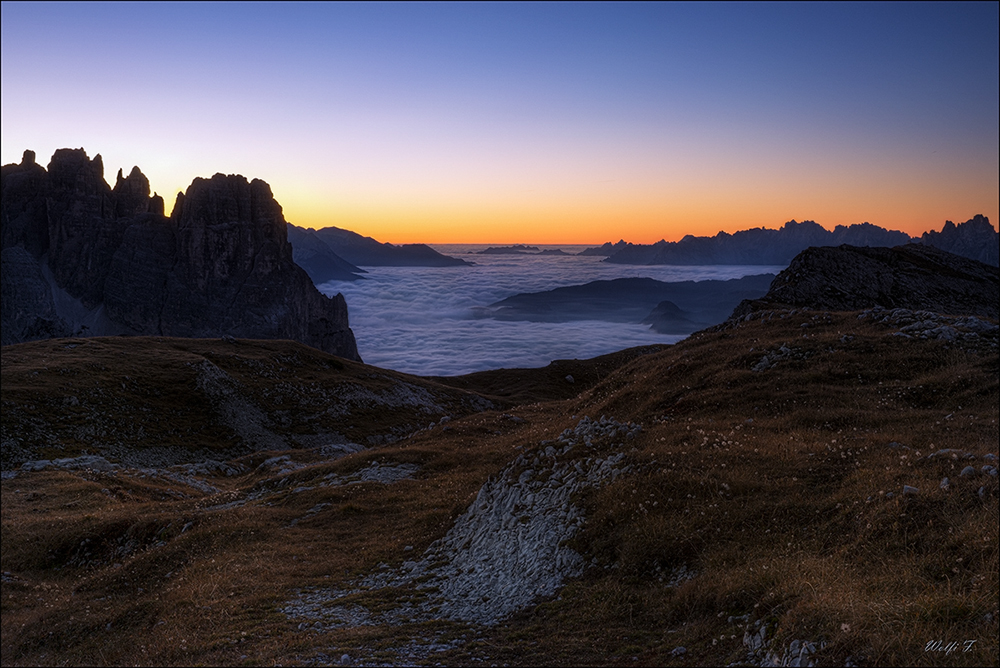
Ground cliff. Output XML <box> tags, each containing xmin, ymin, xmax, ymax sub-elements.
<box><xmin>1</xmin><ymin>149</ymin><xmax>360</xmax><ymax>360</ymax></box>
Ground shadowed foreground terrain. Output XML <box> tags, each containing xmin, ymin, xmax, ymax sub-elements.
<box><xmin>2</xmin><ymin>305</ymin><xmax>997</xmax><ymax>667</ymax></box>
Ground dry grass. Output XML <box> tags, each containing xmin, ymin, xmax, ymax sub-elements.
<box><xmin>2</xmin><ymin>311</ymin><xmax>997</xmax><ymax>666</ymax></box>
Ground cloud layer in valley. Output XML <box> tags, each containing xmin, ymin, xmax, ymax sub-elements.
<box><xmin>319</xmin><ymin>246</ymin><xmax>780</xmax><ymax>376</ymax></box>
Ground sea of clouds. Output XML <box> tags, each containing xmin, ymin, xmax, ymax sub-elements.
<box><xmin>318</xmin><ymin>245</ymin><xmax>782</xmax><ymax>377</ymax></box>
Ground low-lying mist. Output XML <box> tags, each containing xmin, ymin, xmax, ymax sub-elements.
<box><xmin>319</xmin><ymin>245</ymin><xmax>782</xmax><ymax>376</ymax></box>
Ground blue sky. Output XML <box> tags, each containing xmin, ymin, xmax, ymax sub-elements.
<box><xmin>2</xmin><ymin>2</ymin><xmax>997</xmax><ymax>242</ymax></box>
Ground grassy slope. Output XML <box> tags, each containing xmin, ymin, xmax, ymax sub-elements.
<box><xmin>0</xmin><ymin>336</ymin><xmax>500</xmax><ymax>468</ymax></box>
<box><xmin>1</xmin><ymin>312</ymin><xmax>997</xmax><ymax>666</ymax></box>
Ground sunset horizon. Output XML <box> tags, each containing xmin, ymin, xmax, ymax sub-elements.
<box><xmin>4</xmin><ymin>143</ymin><xmax>995</xmax><ymax>247</ymax></box>
<box><xmin>2</xmin><ymin>3</ymin><xmax>996</xmax><ymax>245</ymax></box>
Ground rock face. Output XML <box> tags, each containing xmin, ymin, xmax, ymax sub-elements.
<box><xmin>730</xmin><ymin>244</ymin><xmax>999</xmax><ymax>320</ymax></box>
<box><xmin>1</xmin><ymin>149</ymin><xmax>360</xmax><ymax>360</ymax></box>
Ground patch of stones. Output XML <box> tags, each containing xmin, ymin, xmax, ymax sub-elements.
<box><xmin>18</xmin><ymin>455</ymin><xmax>225</xmax><ymax>496</ymax></box>
<box><xmin>752</xmin><ymin>344</ymin><xmax>811</xmax><ymax>372</ymax></box>
<box><xmin>282</xmin><ymin>415</ymin><xmax>648</xmax><ymax>638</ymax></box>
<box><xmin>873</xmin><ymin>450</ymin><xmax>998</xmax><ymax>501</ymax></box>
<box><xmin>321</xmin><ymin>462</ymin><xmax>421</xmax><ymax>487</ymax></box>
<box><xmin>730</xmin><ymin>307</ymin><xmax>821</xmax><ymax>326</ymax></box>
<box><xmin>922</xmin><ymin>451</ymin><xmax>998</xmax><ymax>501</ymax></box>
<box><xmin>736</xmin><ymin>618</ymin><xmax>825</xmax><ymax>667</ymax></box>
<box><xmin>858</xmin><ymin>306</ymin><xmax>999</xmax><ymax>348</ymax></box>
<box><xmin>20</xmin><ymin>454</ymin><xmax>120</xmax><ymax>473</ymax></box>
<box><xmin>195</xmin><ymin>359</ymin><xmax>288</xmax><ymax>451</ymax></box>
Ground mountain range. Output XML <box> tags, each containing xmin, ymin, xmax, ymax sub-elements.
<box><xmin>583</xmin><ymin>216</ymin><xmax>999</xmax><ymax>266</ymax></box>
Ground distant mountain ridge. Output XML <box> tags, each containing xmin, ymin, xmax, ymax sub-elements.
<box><xmin>1</xmin><ymin>149</ymin><xmax>360</xmax><ymax>359</ymax></box>
<box><xmin>918</xmin><ymin>215</ymin><xmax>999</xmax><ymax>266</ymax></box>
<box><xmin>583</xmin><ymin>217</ymin><xmax>998</xmax><ymax>266</ymax></box>
<box><xmin>286</xmin><ymin>225</ymin><xmax>367</xmax><ymax>283</ymax></box>
<box><xmin>301</xmin><ymin>225</ymin><xmax>471</xmax><ymax>267</ymax></box>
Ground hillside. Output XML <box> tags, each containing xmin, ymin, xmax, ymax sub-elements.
<box><xmin>2</xmin><ymin>306</ymin><xmax>997</xmax><ymax>666</ymax></box>
<box><xmin>731</xmin><ymin>244</ymin><xmax>999</xmax><ymax>322</ymax></box>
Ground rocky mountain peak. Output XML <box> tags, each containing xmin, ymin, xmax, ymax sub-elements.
<box><xmin>1</xmin><ymin>148</ymin><xmax>360</xmax><ymax>360</ymax></box>
<box><xmin>172</xmin><ymin>174</ymin><xmax>290</xmax><ymax>266</ymax></box>
<box><xmin>148</xmin><ymin>192</ymin><xmax>165</xmax><ymax>216</ymax></box>
<box><xmin>113</xmin><ymin>166</ymin><xmax>152</xmax><ymax>218</ymax></box>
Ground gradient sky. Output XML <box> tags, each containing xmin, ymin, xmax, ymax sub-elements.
<box><xmin>2</xmin><ymin>2</ymin><xmax>997</xmax><ymax>244</ymax></box>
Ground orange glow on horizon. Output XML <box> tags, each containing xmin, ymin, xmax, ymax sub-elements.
<box><xmin>272</xmin><ymin>149</ymin><xmax>999</xmax><ymax>245</ymax></box>
<box><xmin>279</xmin><ymin>197</ymin><xmax>999</xmax><ymax>246</ymax></box>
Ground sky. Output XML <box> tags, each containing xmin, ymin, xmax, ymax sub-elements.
<box><xmin>2</xmin><ymin>2</ymin><xmax>997</xmax><ymax>244</ymax></box>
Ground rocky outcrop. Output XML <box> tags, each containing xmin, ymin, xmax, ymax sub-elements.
<box><xmin>1</xmin><ymin>148</ymin><xmax>360</xmax><ymax>360</ymax></box>
<box><xmin>730</xmin><ymin>244</ymin><xmax>999</xmax><ymax>320</ymax></box>
<box><xmin>918</xmin><ymin>215</ymin><xmax>998</xmax><ymax>266</ymax></box>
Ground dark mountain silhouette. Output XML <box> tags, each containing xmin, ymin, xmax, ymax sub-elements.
<box><xmin>584</xmin><ymin>217</ymin><xmax>998</xmax><ymax>267</ymax></box>
<box><xmin>597</xmin><ymin>220</ymin><xmax>912</xmax><ymax>265</ymax></box>
<box><xmin>917</xmin><ymin>214</ymin><xmax>998</xmax><ymax>266</ymax></box>
<box><xmin>576</xmin><ymin>240</ymin><xmax>630</xmax><ymax>256</ymax></box>
<box><xmin>310</xmin><ymin>225</ymin><xmax>470</xmax><ymax>267</ymax></box>
<box><xmin>286</xmin><ymin>224</ymin><xmax>367</xmax><ymax>283</ymax></box>
<box><xmin>729</xmin><ymin>244</ymin><xmax>999</xmax><ymax>321</ymax></box>
<box><xmin>1</xmin><ymin>149</ymin><xmax>360</xmax><ymax>360</ymax></box>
